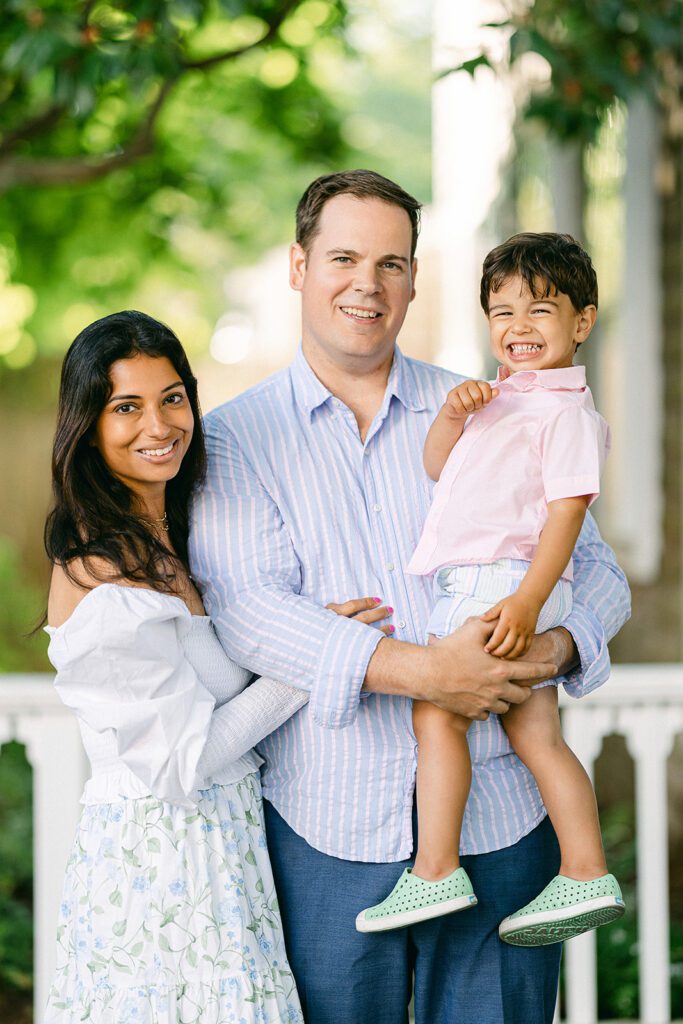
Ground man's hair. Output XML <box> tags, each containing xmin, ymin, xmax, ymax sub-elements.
<box><xmin>296</xmin><ymin>169</ymin><xmax>422</xmax><ymax>259</ymax></box>
<box><xmin>480</xmin><ymin>232</ymin><xmax>598</xmax><ymax>313</ymax></box>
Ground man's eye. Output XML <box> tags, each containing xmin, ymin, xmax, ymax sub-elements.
<box><xmin>382</xmin><ymin>262</ymin><xmax>401</xmax><ymax>271</ymax></box>
<box><xmin>333</xmin><ymin>256</ymin><xmax>351</xmax><ymax>264</ymax></box>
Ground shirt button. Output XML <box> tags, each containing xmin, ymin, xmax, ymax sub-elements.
<box><xmin>373</xmin><ymin>503</ymin><xmax>382</xmax><ymax>512</ymax></box>
<box><xmin>397</xmin><ymin>620</ymin><xmax>406</xmax><ymax>629</ymax></box>
<box><xmin>386</xmin><ymin>562</ymin><xmax>395</xmax><ymax>572</ymax></box>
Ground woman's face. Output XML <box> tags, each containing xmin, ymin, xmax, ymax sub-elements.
<box><xmin>93</xmin><ymin>353</ymin><xmax>194</xmax><ymax>504</ymax></box>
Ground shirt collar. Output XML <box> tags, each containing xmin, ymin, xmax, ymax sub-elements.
<box><xmin>495</xmin><ymin>364</ymin><xmax>587</xmax><ymax>392</ymax></box>
<box><xmin>291</xmin><ymin>344</ymin><xmax>428</xmax><ymax>418</ymax></box>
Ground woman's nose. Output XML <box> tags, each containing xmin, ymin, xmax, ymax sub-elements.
<box><xmin>143</xmin><ymin>407</ymin><xmax>172</xmax><ymax>438</ymax></box>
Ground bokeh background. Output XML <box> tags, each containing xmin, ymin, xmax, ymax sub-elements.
<box><xmin>0</xmin><ymin>0</ymin><xmax>681</xmax><ymax>1020</ymax></box>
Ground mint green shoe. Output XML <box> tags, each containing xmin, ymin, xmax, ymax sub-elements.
<box><xmin>499</xmin><ymin>873</ymin><xmax>625</xmax><ymax>946</ymax></box>
<box><xmin>355</xmin><ymin>866</ymin><xmax>477</xmax><ymax>933</ymax></box>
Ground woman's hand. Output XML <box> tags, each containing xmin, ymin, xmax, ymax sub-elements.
<box><xmin>325</xmin><ymin>596</ymin><xmax>395</xmax><ymax>636</ymax></box>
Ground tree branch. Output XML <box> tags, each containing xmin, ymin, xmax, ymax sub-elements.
<box><xmin>0</xmin><ymin>104</ymin><xmax>67</xmax><ymax>158</ymax></box>
<box><xmin>182</xmin><ymin>0</ymin><xmax>301</xmax><ymax>71</ymax></box>
<box><xmin>0</xmin><ymin>79</ymin><xmax>175</xmax><ymax>191</ymax></box>
<box><xmin>0</xmin><ymin>0</ymin><xmax>303</xmax><ymax>192</ymax></box>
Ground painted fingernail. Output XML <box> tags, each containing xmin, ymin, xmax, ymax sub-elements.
<box><xmin>373</xmin><ymin>597</ymin><xmax>382</xmax><ymax>604</ymax></box>
<box><xmin>386</xmin><ymin>606</ymin><xmax>394</xmax><ymax>614</ymax></box>
<box><xmin>388</xmin><ymin>625</ymin><xmax>395</xmax><ymax>633</ymax></box>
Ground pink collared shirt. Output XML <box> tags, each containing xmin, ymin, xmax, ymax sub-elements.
<box><xmin>407</xmin><ymin>365</ymin><xmax>610</xmax><ymax>582</ymax></box>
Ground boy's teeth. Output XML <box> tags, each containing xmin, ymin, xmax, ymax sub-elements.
<box><xmin>141</xmin><ymin>442</ymin><xmax>174</xmax><ymax>456</ymax></box>
<box><xmin>510</xmin><ymin>344</ymin><xmax>542</xmax><ymax>353</ymax></box>
<box><xmin>341</xmin><ymin>306</ymin><xmax>380</xmax><ymax>319</ymax></box>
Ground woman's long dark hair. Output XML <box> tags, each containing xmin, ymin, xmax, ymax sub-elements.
<box><xmin>44</xmin><ymin>310</ymin><xmax>206</xmax><ymax>591</ymax></box>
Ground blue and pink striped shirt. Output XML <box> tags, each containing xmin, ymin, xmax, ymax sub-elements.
<box><xmin>189</xmin><ymin>346</ymin><xmax>630</xmax><ymax>862</ymax></box>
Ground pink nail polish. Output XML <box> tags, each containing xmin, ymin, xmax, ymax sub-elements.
<box><xmin>386</xmin><ymin>606</ymin><xmax>394</xmax><ymax>614</ymax></box>
<box><xmin>373</xmin><ymin>597</ymin><xmax>382</xmax><ymax>604</ymax></box>
<box><xmin>388</xmin><ymin>625</ymin><xmax>395</xmax><ymax>633</ymax></box>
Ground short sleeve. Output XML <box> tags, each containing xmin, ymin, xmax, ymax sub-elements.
<box><xmin>540</xmin><ymin>405</ymin><xmax>610</xmax><ymax>507</ymax></box>
<box><xmin>47</xmin><ymin>585</ymin><xmax>215</xmax><ymax>806</ymax></box>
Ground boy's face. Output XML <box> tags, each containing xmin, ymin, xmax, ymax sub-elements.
<box><xmin>486</xmin><ymin>275</ymin><xmax>596</xmax><ymax>373</ymax></box>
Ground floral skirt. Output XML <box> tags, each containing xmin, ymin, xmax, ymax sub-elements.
<box><xmin>44</xmin><ymin>773</ymin><xmax>303</xmax><ymax>1023</ymax></box>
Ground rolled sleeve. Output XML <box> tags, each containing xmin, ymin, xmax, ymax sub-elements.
<box><xmin>559</xmin><ymin>511</ymin><xmax>631</xmax><ymax>698</ymax></box>
<box><xmin>190</xmin><ymin>410</ymin><xmax>385</xmax><ymax>726</ymax></box>
<box><xmin>312</xmin><ymin>613</ymin><xmax>384</xmax><ymax>728</ymax></box>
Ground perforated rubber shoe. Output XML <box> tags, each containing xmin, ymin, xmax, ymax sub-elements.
<box><xmin>355</xmin><ymin>866</ymin><xmax>477</xmax><ymax>933</ymax></box>
<box><xmin>499</xmin><ymin>873</ymin><xmax>625</xmax><ymax>946</ymax></box>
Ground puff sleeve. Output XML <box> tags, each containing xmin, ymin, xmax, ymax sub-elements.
<box><xmin>47</xmin><ymin>585</ymin><xmax>215</xmax><ymax>807</ymax></box>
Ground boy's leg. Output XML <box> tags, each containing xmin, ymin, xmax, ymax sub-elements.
<box><xmin>501</xmin><ymin>686</ymin><xmax>607</xmax><ymax>878</ymax></box>
<box><xmin>412</xmin><ymin>699</ymin><xmax>471</xmax><ymax>879</ymax></box>
<box><xmin>411</xmin><ymin>816</ymin><xmax>562</xmax><ymax>1024</ymax></box>
<box><xmin>263</xmin><ymin>799</ymin><xmax>413</xmax><ymax>1024</ymax></box>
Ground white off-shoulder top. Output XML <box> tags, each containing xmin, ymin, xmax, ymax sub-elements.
<box><xmin>46</xmin><ymin>584</ymin><xmax>308</xmax><ymax>808</ymax></box>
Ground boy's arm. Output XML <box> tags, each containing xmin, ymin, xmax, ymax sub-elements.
<box><xmin>482</xmin><ymin>497</ymin><xmax>588</xmax><ymax>658</ymax></box>
<box><xmin>518</xmin><ymin>497</ymin><xmax>589</xmax><ymax>606</ymax></box>
<box><xmin>424</xmin><ymin>380</ymin><xmax>498</xmax><ymax>480</ymax></box>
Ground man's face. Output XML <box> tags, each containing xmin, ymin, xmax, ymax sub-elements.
<box><xmin>289</xmin><ymin>194</ymin><xmax>417</xmax><ymax>371</ymax></box>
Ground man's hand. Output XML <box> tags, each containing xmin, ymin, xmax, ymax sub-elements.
<box><xmin>364</xmin><ymin>616</ymin><xmax>557</xmax><ymax>719</ymax></box>
<box><xmin>518</xmin><ymin>625</ymin><xmax>578</xmax><ymax>681</ymax></box>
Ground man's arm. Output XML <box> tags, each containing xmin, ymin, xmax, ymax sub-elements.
<box><xmin>190</xmin><ymin>410</ymin><xmax>557</xmax><ymax>728</ymax></box>
<box><xmin>519</xmin><ymin>511</ymin><xmax>630</xmax><ymax>696</ymax></box>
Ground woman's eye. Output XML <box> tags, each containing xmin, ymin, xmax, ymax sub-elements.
<box><xmin>163</xmin><ymin>392</ymin><xmax>185</xmax><ymax>405</ymax></box>
<box><xmin>114</xmin><ymin>403</ymin><xmax>136</xmax><ymax>414</ymax></box>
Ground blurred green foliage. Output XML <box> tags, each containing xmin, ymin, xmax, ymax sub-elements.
<box><xmin>0</xmin><ymin>0</ymin><xmax>352</xmax><ymax>369</ymax></box>
<box><xmin>0</xmin><ymin>743</ymin><xmax>33</xmax><ymax>1002</ymax></box>
<box><xmin>0</xmin><ymin>538</ymin><xmax>49</xmax><ymax>672</ymax></box>
<box><xmin>452</xmin><ymin>0</ymin><xmax>682</xmax><ymax>143</ymax></box>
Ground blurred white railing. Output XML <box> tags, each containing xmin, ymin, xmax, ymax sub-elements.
<box><xmin>1</xmin><ymin>667</ymin><xmax>682</xmax><ymax>1024</ymax></box>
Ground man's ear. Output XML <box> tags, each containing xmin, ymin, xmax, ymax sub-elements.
<box><xmin>410</xmin><ymin>258</ymin><xmax>418</xmax><ymax>302</ymax></box>
<box><xmin>574</xmin><ymin>304</ymin><xmax>597</xmax><ymax>348</ymax></box>
<box><xmin>289</xmin><ymin>242</ymin><xmax>307</xmax><ymax>292</ymax></box>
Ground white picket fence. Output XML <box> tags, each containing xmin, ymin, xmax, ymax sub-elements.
<box><xmin>0</xmin><ymin>667</ymin><xmax>682</xmax><ymax>1023</ymax></box>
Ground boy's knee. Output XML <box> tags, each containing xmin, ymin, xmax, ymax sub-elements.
<box><xmin>413</xmin><ymin>701</ymin><xmax>469</xmax><ymax>737</ymax></box>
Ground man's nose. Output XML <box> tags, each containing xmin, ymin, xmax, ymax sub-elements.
<box><xmin>352</xmin><ymin>262</ymin><xmax>381</xmax><ymax>294</ymax></box>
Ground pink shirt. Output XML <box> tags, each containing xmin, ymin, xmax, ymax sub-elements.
<box><xmin>407</xmin><ymin>365</ymin><xmax>610</xmax><ymax>582</ymax></box>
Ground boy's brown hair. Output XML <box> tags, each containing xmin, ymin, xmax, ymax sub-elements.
<box><xmin>480</xmin><ymin>232</ymin><xmax>598</xmax><ymax>314</ymax></box>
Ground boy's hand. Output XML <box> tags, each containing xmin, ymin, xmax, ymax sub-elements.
<box><xmin>480</xmin><ymin>592</ymin><xmax>543</xmax><ymax>659</ymax></box>
<box><xmin>444</xmin><ymin>380</ymin><xmax>498</xmax><ymax>420</ymax></box>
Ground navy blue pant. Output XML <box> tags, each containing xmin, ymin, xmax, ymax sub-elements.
<box><xmin>264</xmin><ymin>801</ymin><xmax>562</xmax><ymax>1024</ymax></box>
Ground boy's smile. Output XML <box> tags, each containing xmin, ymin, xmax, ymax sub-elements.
<box><xmin>487</xmin><ymin>275</ymin><xmax>596</xmax><ymax>373</ymax></box>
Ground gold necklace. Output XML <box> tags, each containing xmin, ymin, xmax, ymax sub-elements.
<box><xmin>141</xmin><ymin>511</ymin><xmax>169</xmax><ymax>532</ymax></box>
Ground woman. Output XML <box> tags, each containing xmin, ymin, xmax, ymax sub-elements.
<box><xmin>43</xmin><ymin>311</ymin><xmax>389</xmax><ymax>1022</ymax></box>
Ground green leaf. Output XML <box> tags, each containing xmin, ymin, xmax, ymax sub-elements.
<box><xmin>112</xmin><ymin>919</ymin><xmax>127</xmax><ymax>937</ymax></box>
<box><xmin>146</xmin><ymin>837</ymin><xmax>161</xmax><ymax>852</ymax></box>
<box><xmin>109</xmin><ymin>890</ymin><xmax>123</xmax><ymax>908</ymax></box>
<box><xmin>245</xmin><ymin>849</ymin><xmax>256</xmax><ymax>865</ymax></box>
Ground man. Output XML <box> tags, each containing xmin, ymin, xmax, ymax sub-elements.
<box><xmin>190</xmin><ymin>170</ymin><xmax>630</xmax><ymax>1023</ymax></box>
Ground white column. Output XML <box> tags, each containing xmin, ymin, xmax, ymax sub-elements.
<box><xmin>621</xmin><ymin>705</ymin><xmax>681</xmax><ymax>1024</ymax></box>
<box><xmin>16</xmin><ymin>713</ymin><xmax>86</xmax><ymax>1021</ymax></box>
<box><xmin>611</xmin><ymin>95</ymin><xmax>663</xmax><ymax>582</ymax></box>
<box><xmin>431</xmin><ymin>0</ymin><xmax>514</xmax><ymax>377</ymax></box>
<box><xmin>561</xmin><ymin>706</ymin><xmax>614</xmax><ymax>1024</ymax></box>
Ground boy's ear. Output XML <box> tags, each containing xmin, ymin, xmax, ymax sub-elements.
<box><xmin>575</xmin><ymin>304</ymin><xmax>597</xmax><ymax>346</ymax></box>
